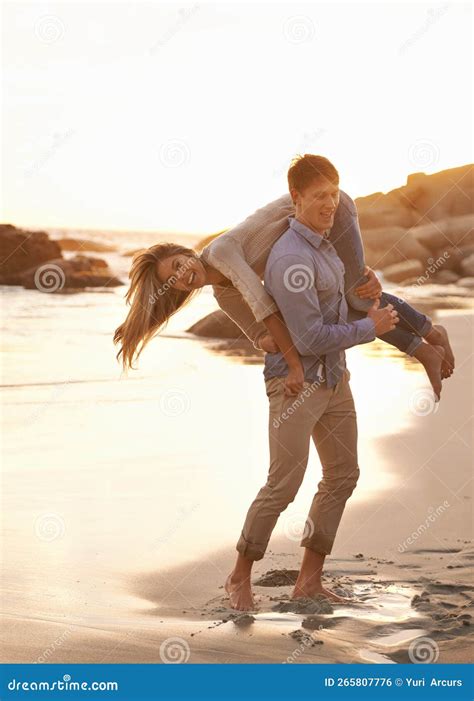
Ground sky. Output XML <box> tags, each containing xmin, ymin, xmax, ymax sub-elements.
<box><xmin>1</xmin><ymin>0</ymin><xmax>472</xmax><ymax>234</ymax></box>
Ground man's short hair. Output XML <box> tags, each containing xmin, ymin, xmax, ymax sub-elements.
<box><xmin>287</xmin><ymin>154</ymin><xmax>339</xmax><ymax>194</ymax></box>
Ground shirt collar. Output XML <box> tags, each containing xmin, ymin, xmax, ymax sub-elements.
<box><xmin>288</xmin><ymin>216</ymin><xmax>330</xmax><ymax>250</ymax></box>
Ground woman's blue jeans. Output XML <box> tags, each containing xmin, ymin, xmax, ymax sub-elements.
<box><xmin>330</xmin><ymin>191</ymin><xmax>432</xmax><ymax>356</ymax></box>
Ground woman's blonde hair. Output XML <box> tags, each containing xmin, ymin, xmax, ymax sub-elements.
<box><xmin>113</xmin><ymin>242</ymin><xmax>199</xmax><ymax>370</ymax></box>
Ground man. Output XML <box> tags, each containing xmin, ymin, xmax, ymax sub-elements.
<box><xmin>225</xmin><ymin>155</ymin><xmax>399</xmax><ymax>610</ymax></box>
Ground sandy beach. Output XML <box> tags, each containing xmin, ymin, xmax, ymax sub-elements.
<box><xmin>1</xmin><ymin>269</ymin><xmax>473</xmax><ymax>665</ymax></box>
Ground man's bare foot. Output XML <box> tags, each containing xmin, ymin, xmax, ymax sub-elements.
<box><xmin>291</xmin><ymin>583</ymin><xmax>350</xmax><ymax>603</ymax></box>
<box><xmin>412</xmin><ymin>343</ymin><xmax>445</xmax><ymax>400</ymax></box>
<box><xmin>425</xmin><ymin>324</ymin><xmax>455</xmax><ymax>379</ymax></box>
<box><xmin>225</xmin><ymin>573</ymin><xmax>255</xmax><ymax>611</ymax></box>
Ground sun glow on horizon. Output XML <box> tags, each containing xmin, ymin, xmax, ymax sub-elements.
<box><xmin>2</xmin><ymin>1</ymin><xmax>472</xmax><ymax>234</ymax></box>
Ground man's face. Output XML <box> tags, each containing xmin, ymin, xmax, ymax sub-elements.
<box><xmin>291</xmin><ymin>178</ymin><xmax>340</xmax><ymax>233</ymax></box>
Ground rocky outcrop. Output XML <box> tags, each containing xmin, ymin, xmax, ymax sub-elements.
<box><xmin>408</xmin><ymin>214</ymin><xmax>474</xmax><ymax>252</ymax></box>
<box><xmin>460</xmin><ymin>253</ymin><xmax>474</xmax><ymax>277</ymax></box>
<box><xmin>382</xmin><ymin>260</ymin><xmax>424</xmax><ymax>283</ymax></box>
<box><xmin>187</xmin><ymin>310</ymin><xmax>244</xmax><ymax>339</ymax></box>
<box><xmin>355</xmin><ymin>164</ymin><xmax>473</xmax><ymax>231</ymax></box>
<box><xmin>0</xmin><ymin>225</ymin><xmax>123</xmax><ymax>291</ymax></box>
<box><xmin>0</xmin><ymin>255</ymin><xmax>123</xmax><ymax>291</ymax></box>
<box><xmin>0</xmin><ymin>224</ymin><xmax>62</xmax><ymax>275</ymax></box>
<box><xmin>361</xmin><ymin>227</ymin><xmax>431</xmax><ymax>270</ymax></box>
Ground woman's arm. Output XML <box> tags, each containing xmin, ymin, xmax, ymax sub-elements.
<box><xmin>213</xmin><ymin>284</ymin><xmax>305</xmax><ymax>395</ymax></box>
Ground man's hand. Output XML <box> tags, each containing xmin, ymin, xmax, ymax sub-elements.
<box><xmin>355</xmin><ymin>266</ymin><xmax>382</xmax><ymax>300</ymax></box>
<box><xmin>367</xmin><ymin>297</ymin><xmax>399</xmax><ymax>335</ymax></box>
<box><xmin>284</xmin><ymin>364</ymin><xmax>305</xmax><ymax>397</ymax></box>
<box><xmin>258</xmin><ymin>334</ymin><xmax>279</xmax><ymax>353</ymax></box>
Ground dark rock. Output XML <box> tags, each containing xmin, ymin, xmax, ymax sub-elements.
<box><xmin>0</xmin><ymin>255</ymin><xmax>123</xmax><ymax>291</ymax></box>
<box><xmin>0</xmin><ymin>224</ymin><xmax>61</xmax><ymax>275</ymax></box>
<box><xmin>187</xmin><ymin>310</ymin><xmax>246</xmax><ymax>339</ymax></box>
<box><xmin>253</xmin><ymin>569</ymin><xmax>300</xmax><ymax>587</ymax></box>
<box><xmin>382</xmin><ymin>259</ymin><xmax>424</xmax><ymax>283</ymax></box>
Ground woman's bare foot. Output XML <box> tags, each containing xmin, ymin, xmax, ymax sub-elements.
<box><xmin>425</xmin><ymin>324</ymin><xmax>455</xmax><ymax>379</ymax></box>
<box><xmin>291</xmin><ymin>583</ymin><xmax>350</xmax><ymax>603</ymax></box>
<box><xmin>412</xmin><ymin>343</ymin><xmax>445</xmax><ymax>400</ymax></box>
<box><xmin>225</xmin><ymin>573</ymin><xmax>256</xmax><ymax>611</ymax></box>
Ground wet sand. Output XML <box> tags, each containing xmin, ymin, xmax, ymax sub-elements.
<box><xmin>1</xmin><ymin>309</ymin><xmax>473</xmax><ymax>664</ymax></box>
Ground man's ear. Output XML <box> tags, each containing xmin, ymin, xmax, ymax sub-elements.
<box><xmin>289</xmin><ymin>187</ymin><xmax>299</xmax><ymax>205</ymax></box>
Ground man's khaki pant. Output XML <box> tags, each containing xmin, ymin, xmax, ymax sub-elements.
<box><xmin>236</xmin><ymin>369</ymin><xmax>359</xmax><ymax>560</ymax></box>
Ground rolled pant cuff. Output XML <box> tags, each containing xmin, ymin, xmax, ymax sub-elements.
<box><xmin>420</xmin><ymin>317</ymin><xmax>433</xmax><ymax>336</ymax></box>
<box><xmin>236</xmin><ymin>533</ymin><xmax>266</xmax><ymax>561</ymax></box>
<box><xmin>300</xmin><ymin>532</ymin><xmax>335</xmax><ymax>555</ymax></box>
<box><xmin>405</xmin><ymin>335</ymin><xmax>424</xmax><ymax>357</ymax></box>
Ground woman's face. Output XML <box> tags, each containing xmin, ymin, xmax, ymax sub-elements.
<box><xmin>157</xmin><ymin>253</ymin><xmax>207</xmax><ymax>291</ymax></box>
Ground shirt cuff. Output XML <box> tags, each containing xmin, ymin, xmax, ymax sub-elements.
<box><xmin>354</xmin><ymin>316</ymin><xmax>376</xmax><ymax>343</ymax></box>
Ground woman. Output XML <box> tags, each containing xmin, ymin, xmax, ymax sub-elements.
<box><xmin>113</xmin><ymin>185</ymin><xmax>454</xmax><ymax>398</ymax></box>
